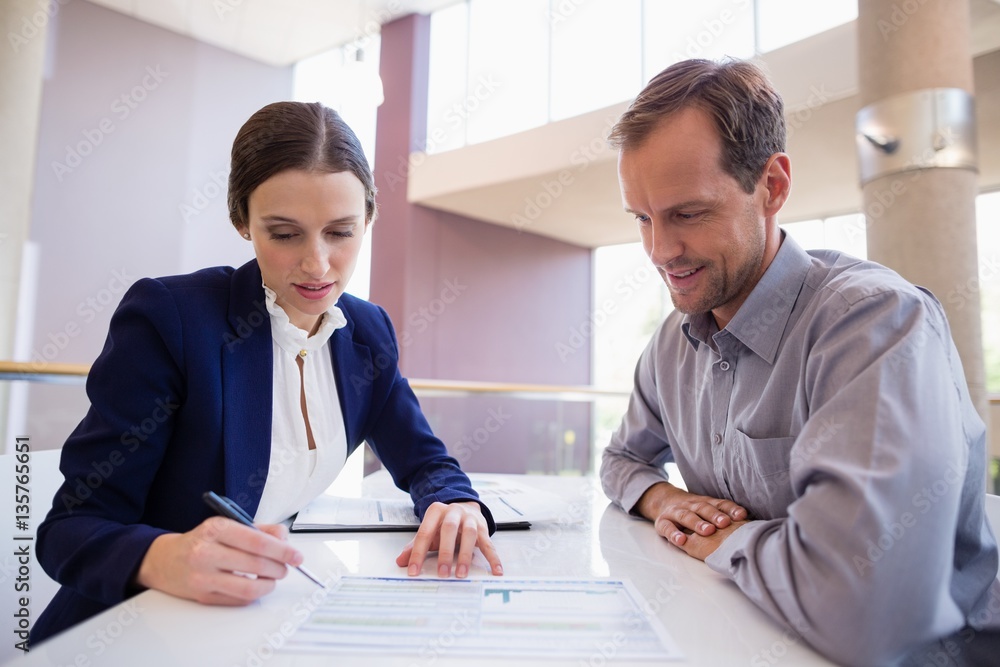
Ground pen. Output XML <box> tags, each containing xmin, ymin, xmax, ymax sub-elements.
<box><xmin>202</xmin><ymin>491</ymin><xmax>326</xmax><ymax>588</ymax></box>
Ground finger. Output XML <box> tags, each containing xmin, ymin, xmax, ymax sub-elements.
<box><xmin>213</xmin><ymin>543</ymin><xmax>290</xmax><ymax>580</ymax></box>
<box><xmin>713</xmin><ymin>499</ymin><xmax>749</xmax><ymax>521</ymax></box>
<box><xmin>210</xmin><ymin>570</ymin><xmax>278</xmax><ymax>603</ymax></box>
<box><xmin>258</xmin><ymin>523</ymin><xmax>290</xmax><ymax>541</ymax></box>
<box><xmin>407</xmin><ymin>513</ymin><xmax>442</xmax><ymax>577</ymax></box>
<box><xmin>653</xmin><ymin>516</ymin><xmax>689</xmax><ymax>547</ymax></box>
<box><xmin>396</xmin><ymin>539</ymin><xmax>415</xmax><ymax>569</ymax></box>
<box><xmin>453</xmin><ymin>519</ymin><xmax>480</xmax><ymax>578</ymax></box>
<box><xmin>434</xmin><ymin>511</ymin><xmax>461</xmax><ymax>578</ymax></box>
<box><xmin>662</xmin><ymin>504</ymin><xmax>721</xmax><ymax>535</ymax></box>
<box><xmin>208</xmin><ymin>519</ymin><xmax>303</xmax><ymax>567</ymax></box>
<box><xmin>474</xmin><ymin>529</ymin><xmax>504</xmax><ymax>576</ymax></box>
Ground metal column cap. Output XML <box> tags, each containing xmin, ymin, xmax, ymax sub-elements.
<box><xmin>855</xmin><ymin>88</ymin><xmax>977</xmax><ymax>186</ymax></box>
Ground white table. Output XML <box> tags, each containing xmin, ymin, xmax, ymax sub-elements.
<box><xmin>12</xmin><ymin>469</ymin><xmax>834</xmax><ymax>666</ymax></box>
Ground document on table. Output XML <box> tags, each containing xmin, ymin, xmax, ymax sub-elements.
<box><xmin>290</xmin><ymin>475</ymin><xmax>569</xmax><ymax>532</ymax></box>
<box><xmin>283</xmin><ymin>576</ymin><xmax>683</xmax><ymax>661</ymax></box>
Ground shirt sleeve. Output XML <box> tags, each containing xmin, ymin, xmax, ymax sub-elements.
<box><xmin>36</xmin><ymin>279</ymin><xmax>184</xmax><ymax>606</ymax></box>
<box><xmin>600</xmin><ymin>334</ymin><xmax>675</xmax><ymax>515</ymax></box>
<box><xmin>704</xmin><ymin>288</ymin><xmax>991</xmax><ymax>666</ymax></box>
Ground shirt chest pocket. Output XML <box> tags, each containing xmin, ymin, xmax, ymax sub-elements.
<box><xmin>725</xmin><ymin>429</ymin><xmax>797</xmax><ymax>519</ymax></box>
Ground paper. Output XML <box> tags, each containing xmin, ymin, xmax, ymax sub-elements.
<box><xmin>291</xmin><ymin>476</ymin><xmax>567</xmax><ymax>532</ymax></box>
<box><xmin>283</xmin><ymin>576</ymin><xmax>683</xmax><ymax>660</ymax></box>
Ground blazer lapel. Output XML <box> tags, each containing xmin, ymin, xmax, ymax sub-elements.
<box><xmin>220</xmin><ymin>260</ymin><xmax>273</xmax><ymax>516</ymax></box>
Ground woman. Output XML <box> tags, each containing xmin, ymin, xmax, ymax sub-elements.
<box><xmin>33</xmin><ymin>101</ymin><xmax>502</xmax><ymax>643</ymax></box>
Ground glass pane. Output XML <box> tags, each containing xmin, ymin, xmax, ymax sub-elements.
<box><xmin>781</xmin><ymin>218</ymin><xmax>825</xmax><ymax>250</ymax></box>
<box><xmin>824</xmin><ymin>213</ymin><xmax>867</xmax><ymax>259</ymax></box>
<box><xmin>977</xmin><ymin>190</ymin><xmax>1000</xmax><ymax>393</ymax></box>
<box><xmin>549</xmin><ymin>0</ymin><xmax>642</xmax><ymax>121</ymax></box>
<box><xmin>592</xmin><ymin>242</ymin><xmax>670</xmax><ymax>470</ymax></box>
<box><xmin>756</xmin><ymin>0</ymin><xmax>857</xmax><ymax>53</ymax></box>
<box><xmin>466</xmin><ymin>0</ymin><xmax>550</xmax><ymax>144</ymax></box>
<box><xmin>293</xmin><ymin>46</ymin><xmax>377</xmax><ymax>300</ymax></box>
<box><xmin>427</xmin><ymin>2</ymin><xmax>470</xmax><ymax>154</ymax></box>
<box><xmin>643</xmin><ymin>0</ymin><xmax>756</xmax><ymax>83</ymax></box>
<box><xmin>292</xmin><ymin>39</ymin><xmax>380</xmax><ymax>167</ymax></box>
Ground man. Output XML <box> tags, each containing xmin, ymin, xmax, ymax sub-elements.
<box><xmin>600</xmin><ymin>58</ymin><xmax>1000</xmax><ymax>666</ymax></box>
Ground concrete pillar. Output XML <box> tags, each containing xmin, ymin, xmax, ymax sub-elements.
<box><xmin>1</xmin><ymin>0</ymin><xmax>53</xmax><ymax>449</ymax></box>
<box><xmin>857</xmin><ymin>0</ymin><xmax>994</xmax><ymax>484</ymax></box>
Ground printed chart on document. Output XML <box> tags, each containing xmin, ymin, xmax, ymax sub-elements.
<box><xmin>283</xmin><ymin>576</ymin><xmax>683</xmax><ymax>660</ymax></box>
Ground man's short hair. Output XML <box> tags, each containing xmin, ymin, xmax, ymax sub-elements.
<box><xmin>609</xmin><ymin>59</ymin><xmax>786</xmax><ymax>194</ymax></box>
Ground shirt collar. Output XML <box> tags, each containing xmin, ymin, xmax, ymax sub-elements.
<box><xmin>680</xmin><ymin>232</ymin><xmax>812</xmax><ymax>364</ymax></box>
<box><xmin>262</xmin><ymin>283</ymin><xmax>348</xmax><ymax>357</ymax></box>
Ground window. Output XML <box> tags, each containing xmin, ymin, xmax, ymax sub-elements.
<box><xmin>465</xmin><ymin>0</ymin><xmax>550</xmax><ymax>144</ymax></box>
<box><xmin>782</xmin><ymin>213</ymin><xmax>867</xmax><ymax>259</ymax></box>
<box><xmin>755</xmin><ymin>0</ymin><xmax>857</xmax><ymax>53</ymax></box>
<box><xmin>643</xmin><ymin>0</ymin><xmax>755</xmax><ymax>81</ymax></box>
<box><xmin>427</xmin><ymin>2</ymin><xmax>470</xmax><ymax>154</ymax></box>
<box><xmin>549</xmin><ymin>0</ymin><xmax>642</xmax><ymax>121</ymax></box>
<box><xmin>293</xmin><ymin>44</ymin><xmax>379</xmax><ymax>300</ymax></box>
<box><xmin>592</xmin><ymin>241</ymin><xmax>670</xmax><ymax>470</ymax></box>
<box><xmin>427</xmin><ymin>1</ymin><xmax>864</xmax><ymax>150</ymax></box>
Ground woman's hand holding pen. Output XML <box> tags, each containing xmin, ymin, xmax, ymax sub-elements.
<box><xmin>396</xmin><ymin>501</ymin><xmax>503</xmax><ymax>579</ymax></box>
<box><xmin>135</xmin><ymin>518</ymin><xmax>304</xmax><ymax>605</ymax></box>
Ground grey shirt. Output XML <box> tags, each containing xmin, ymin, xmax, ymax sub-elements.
<box><xmin>601</xmin><ymin>234</ymin><xmax>1000</xmax><ymax>666</ymax></box>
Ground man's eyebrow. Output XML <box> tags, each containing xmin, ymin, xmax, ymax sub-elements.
<box><xmin>624</xmin><ymin>200</ymin><xmax>711</xmax><ymax>216</ymax></box>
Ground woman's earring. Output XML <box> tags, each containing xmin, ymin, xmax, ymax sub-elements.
<box><xmin>243</xmin><ymin>233</ymin><xmax>251</xmax><ymax>239</ymax></box>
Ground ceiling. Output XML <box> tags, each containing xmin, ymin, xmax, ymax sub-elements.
<box><xmin>85</xmin><ymin>0</ymin><xmax>460</xmax><ymax>66</ymax></box>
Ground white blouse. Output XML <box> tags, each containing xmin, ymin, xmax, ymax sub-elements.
<box><xmin>253</xmin><ymin>285</ymin><xmax>349</xmax><ymax>524</ymax></box>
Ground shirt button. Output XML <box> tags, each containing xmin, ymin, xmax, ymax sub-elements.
<box><xmin>713</xmin><ymin>433</ymin><xmax>722</xmax><ymax>445</ymax></box>
<box><xmin>719</xmin><ymin>360</ymin><xmax>730</xmax><ymax>371</ymax></box>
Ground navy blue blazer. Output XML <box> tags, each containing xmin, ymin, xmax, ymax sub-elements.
<box><xmin>34</xmin><ymin>259</ymin><xmax>490</xmax><ymax>643</ymax></box>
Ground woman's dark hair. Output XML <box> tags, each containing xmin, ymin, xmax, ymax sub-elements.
<box><xmin>228</xmin><ymin>101</ymin><xmax>377</xmax><ymax>230</ymax></box>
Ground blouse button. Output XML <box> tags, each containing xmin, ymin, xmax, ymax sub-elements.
<box><xmin>719</xmin><ymin>360</ymin><xmax>730</xmax><ymax>371</ymax></box>
<box><xmin>298</xmin><ymin>349</ymin><xmax>307</xmax><ymax>358</ymax></box>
